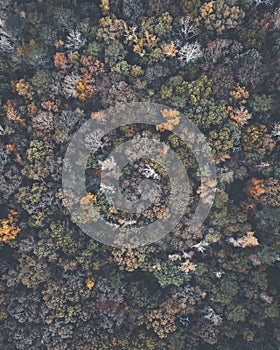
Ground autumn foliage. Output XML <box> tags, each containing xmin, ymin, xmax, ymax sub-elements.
<box><xmin>246</xmin><ymin>178</ymin><xmax>266</xmax><ymax>202</ymax></box>
<box><xmin>0</xmin><ymin>210</ymin><xmax>21</xmax><ymax>243</ymax></box>
<box><xmin>156</xmin><ymin>109</ymin><xmax>181</xmax><ymax>132</ymax></box>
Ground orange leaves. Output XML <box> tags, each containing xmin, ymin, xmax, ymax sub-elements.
<box><xmin>215</xmin><ymin>153</ymin><xmax>231</xmax><ymax>165</ymax></box>
<box><xmin>80</xmin><ymin>55</ymin><xmax>104</xmax><ymax>76</ymax></box>
<box><xmin>240</xmin><ymin>231</ymin><xmax>259</xmax><ymax>248</ymax></box>
<box><xmin>228</xmin><ymin>105</ymin><xmax>252</xmax><ymax>128</ymax></box>
<box><xmin>161</xmin><ymin>42</ymin><xmax>178</xmax><ymax>57</ymax></box>
<box><xmin>0</xmin><ymin>210</ymin><xmax>21</xmax><ymax>244</ymax></box>
<box><xmin>156</xmin><ymin>109</ymin><xmax>181</xmax><ymax>132</ymax></box>
<box><xmin>75</xmin><ymin>79</ymin><xmax>93</xmax><ymax>102</ymax></box>
<box><xmin>245</xmin><ymin>177</ymin><xmax>280</xmax><ymax>209</ymax></box>
<box><xmin>133</xmin><ymin>31</ymin><xmax>158</xmax><ymax>56</ymax></box>
<box><xmin>54</xmin><ymin>52</ymin><xmax>68</xmax><ymax>70</ymax></box>
<box><xmin>53</xmin><ymin>51</ymin><xmax>104</xmax><ymax>102</ymax></box>
<box><xmin>85</xmin><ymin>278</ymin><xmax>95</xmax><ymax>290</ymax></box>
<box><xmin>75</xmin><ymin>55</ymin><xmax>104</xmax><ymax>102</ymax></box>
<box><xmin>246</xmin><ymin>178</ymin><xmax>265</xmax><ymax>201</ymax></box>
<box><xmin>6</xmin><ymin>143</ymin><xmax>15</xmax><ymax>152</ymax></box>
<box><xmin>27</xmin><ymin>102</ymin><xmax>38</xmax><ymax>118</ymax></box>
<box><xmin>4</xmin><ymin>99</ymin><xmax>25</xmax><ymax>125</ymax></box>
<box><xmin>229</xmin><ymin>83</ymin><xmax>249</xmax><ymax>105</ymax></box>
<box><xmin>126</xmin><ymin>26</ymin><xmax>158</xmax><ymax>57</ymax></box>
<box><xmin>41</xmin><ymin>100</ymin><xmax>60</xmax><ymax>112</ymax></box>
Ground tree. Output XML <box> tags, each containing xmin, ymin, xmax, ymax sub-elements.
<box><xmin>0</xmin><ymin>210</ymin><xmax>21</xmax><ymax>244</ymax></box>
<box><xmin>198</xmin><ymin>0</ymin><xmax>245</xmax><ymax>35</ymax></box>
<box><xmin>177</xmin><ymin>42</ymin><xmax>203</xmax><ymax>65</ymax></box>
<box><xmin>154</xmin><ymin>260</ymin><xmax>190</xmax><ymax>287</ymax></box>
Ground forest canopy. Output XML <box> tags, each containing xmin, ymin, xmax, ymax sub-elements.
<box><xmin>0</xmin><ymin>0</ymin><xmax>279</xmax><ymax>349</ymax></box>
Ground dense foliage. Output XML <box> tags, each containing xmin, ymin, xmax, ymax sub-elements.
<box><xmin>0</xmin><ymin>0</ymin><xmax>279</xmax><ymax>349</ymax></box>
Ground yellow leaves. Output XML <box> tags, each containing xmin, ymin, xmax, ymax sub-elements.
<box><xmin>261</xmin><ymin>178</ymin><xmax>280</xmax><ymax>207</ymax></box>
<box><xmin>80</xmin><ymin>192</ymin><xmax>97</xmax><ymax>208</ymax></box>
<box><xmin>133</xmin><ymin>41</ymin><xmax>146</xmax><ymax>57</ymax></box>
<box><xmin>100</xmin><ymin>0</ymin><xmax>110</xmax><ymax>16</ymax></box>
<box><xmin>54</xmin><ymin>39</ymin><xmax>64</xmax><ymax>49</ymax></box>
<box><xmin>199</xmin><ymin>0</ymin><xmax>244</xmax><ymax>34</ymax></box>
<box><xmin>76</xmin><ymin>80</ymin><xmax>87</xmax><ymax>91</ymax></box>
<box><xmin>199</xmin><ymin>1</ymin><xmax>214</xmax><ymax>19</ymax></box>
<box><xmin>144</xmin><ymin>31</ymin><xmax>158</xmax><ymax>49</ymax></box>
<box><xmin>108</xmin><ymin>206</ymin><xmax>118</xmax><ymax>215</ymax></box>
<box><xmin>242</xmin><ymin>123</ymin><xmax>268</xmax><ymax>152</ymax></box>
<box><xmin>112</xmin><ymin>246</ymin><xmax>148</xmax><ymax>272</ymax></box>
<box><xmin>14</xmin><ymin>79</ymin><xmax>34</xmax><ymax>100</ymax></box>
<box><xmin>161</xmin><ymin>42</ymin><xmax>178</xmax><ymax>57</ymax></box>
<box><xmin>128</xmin><ymin>28</ymin><xmax>158</xmax><ymax>57</ymax></box>
<box><xmin>0</xmin><ymin>210</ymin><xmax>21</xmax><ymax>244</ymax></box>
<box><xmin>75</xmin><ymin>79</ymin><xmax>93</xmax><ymax>102</ymax></box>
<box><xmin>79</xmin><ymin>193</ymin><xmax>98</xmax><ymax>224</ymax></box>
<box><xmin>156</xmin><ymin>109</ymin><xmax>181</xmax><ymax>132</ymax></box>
<box><xmin>19</xmin><ymin>11</ymin><xmax>26</xmax><ymax>18</ymax></box>
<box><xmin>130</xmin><ymin>65</ymin><xmax>144</xmax><ymax>77</ymax></box>
<box><xmin>240</xmin><ymin>231</ymin><xmax>259</xmax><ymax>248</ymax></box>
<box><xmin>147</xmin><ymin>299</ymin><xmax>179</xmax><ymax>338</ymax></box>
<box><xmin>179</xmin><ymin>260</ymin><xmax>197</xmax><ymax>273</ymax></box>
<box><xmin>161</xmin><ymin>109</ymin><xmax>180</xmax><ymax>119</ymax></box>
<box><xmin>85</xmin><ymin>278</ymin><xmax>95</xmax><ymax>290</ymax></box>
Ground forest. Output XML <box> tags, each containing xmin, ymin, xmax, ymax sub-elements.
<box><xmin>0</xmin><ymin>0</ymin><xmax>279</xmax><ymax>349</ymax></box>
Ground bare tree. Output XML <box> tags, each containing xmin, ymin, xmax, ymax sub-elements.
<box><xmin>62</xmin><ymin>73</ymin><xmax>80</xmax><ymax>98</ymax></box>
<box><xmin>254</xmin><ymin>0</ymin><xmax>273</xmax><ymax>7</ymax></box>
<box><xmin>0</xmin><ymin>35</ymin><xmax>14</xmax><ymax>52</ymax></box>
<box><xmin>64</xmin><ymin>29</ymin><xmax>86</xmax><ymax>51</ymax></box>
<box><xmin>178</xmin><ymin>42</ymin><xmax>203</xmax><ymax>65</ymax></box>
